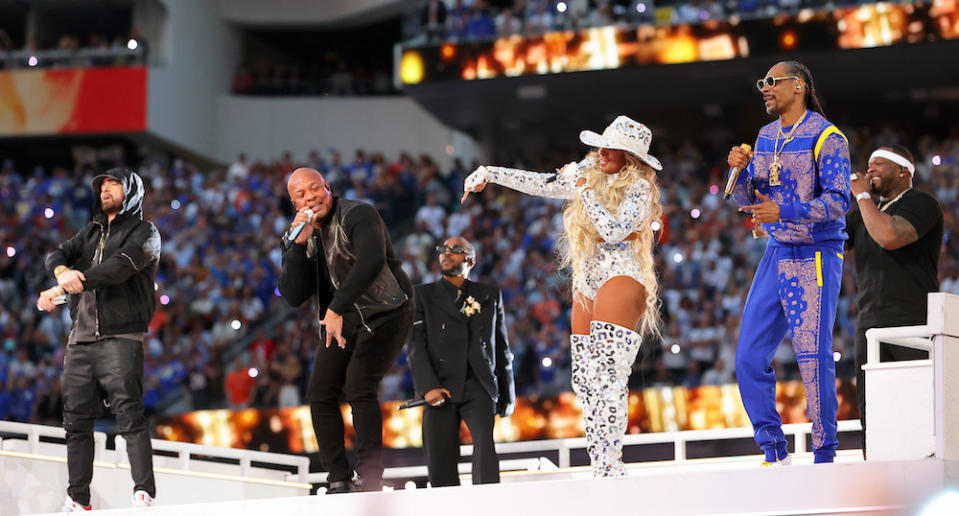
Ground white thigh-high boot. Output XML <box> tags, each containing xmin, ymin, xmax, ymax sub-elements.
<box><xmin>570</xmin><ymin>333</ymin><xmax>597</xmax><ymax>464</ymax></box>
<box><xmin>588</xmin><ymin>321</ymin><xmax>642</xmax><ymax>477</ymax></box>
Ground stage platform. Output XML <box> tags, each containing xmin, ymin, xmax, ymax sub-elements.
<box><xmin>22</xmin><ymin>453</ymin><xmax>959</xmax><ymax>516</ymax></box>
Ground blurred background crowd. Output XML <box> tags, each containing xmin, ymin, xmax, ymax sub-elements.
<box><xmin>2</xmin><ymin>122</ymin><xmax>956</xmax><ymax>424</ymax></box>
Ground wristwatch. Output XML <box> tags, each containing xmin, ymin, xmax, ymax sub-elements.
<box><xmin>855</xmin><ymin>192</ymin><xmax>872</xmax><ymax>201</ymax></box>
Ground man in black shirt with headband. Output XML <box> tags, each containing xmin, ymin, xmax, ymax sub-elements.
<box><xmin>847</xmin><ymin>145</ymin><xmax>944</xmax><ymax>455</ymax></box>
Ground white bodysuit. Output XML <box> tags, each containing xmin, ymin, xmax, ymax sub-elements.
<box><xmin>475</xmin><ymin>166</ymin><xmax>653</xmax><ymax>300</ymax></box>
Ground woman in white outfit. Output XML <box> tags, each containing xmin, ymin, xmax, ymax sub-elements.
<box><xmin>462</xmin><ymin>116</ymin><xmax>663</xmax><ymax>477</ymax></box>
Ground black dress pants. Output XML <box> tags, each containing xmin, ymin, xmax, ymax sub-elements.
<box><xmin>62</xmin><ymin>338</ymin><xmax>155</xmax><ymax>506</ymax></box>
<box><xmin>422</xmin><ymin>375</ymin><xmax>499</xmax><ymax>487</ymax></box>
<box><xmin>308</xmin><ymin>305</ymin><xmax>412</xmax><ymax>485</ymax></box>
<box><xmin>854</xmin><ymin>320</ymin><xmax>928</xmax><ymax>454</ymax></box>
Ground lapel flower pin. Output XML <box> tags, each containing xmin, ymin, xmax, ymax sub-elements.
<box><xmin>460</xmin><ymin>296</ymin><xmax>482</xmax><ymax>317</ymax></box>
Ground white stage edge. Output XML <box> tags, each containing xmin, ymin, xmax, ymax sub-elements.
<box><xmin>23</xmin><ymin>455</ymin><xmax>959</xmax><ymax>516</ymax></box>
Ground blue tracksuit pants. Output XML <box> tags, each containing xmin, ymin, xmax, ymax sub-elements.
<box><xmin>736</xmin><ymin>243</ymin><xmax>842</xmax><ymax>463</ymax></box>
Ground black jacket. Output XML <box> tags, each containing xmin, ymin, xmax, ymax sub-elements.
<box><xmin>44</xmin><ymin>169</ymin><xmax>161</xmax><ymax>335</ymax></box>
<box><xmin>407</xmin><ymin>279</ymin><xmax>515</xmax><ymax>413</ymax></box>
<box><xmin>279</xmin><ymin>197</ymin><xmax>414</xmax><ymax>323</ymax></box>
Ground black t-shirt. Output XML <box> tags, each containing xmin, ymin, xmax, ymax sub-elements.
<box><xmin>846</xmin><ymin>189</ymin><xmax>943</xmax><ymax>325</ymax></box>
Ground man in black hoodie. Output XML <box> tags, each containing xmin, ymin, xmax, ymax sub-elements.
<box><xmin>279</xmin><ymin>168</ymin><xmax>413</xmax><ymax>493</ymax></box>
<box><xmin>38</xmin><ymin>168</ymin><xmax>160</xmax><ymax>511</ymax></box>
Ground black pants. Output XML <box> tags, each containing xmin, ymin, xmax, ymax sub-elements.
<box><xmin>423</xmin><ymin>375</ymin><xmax>499</xmax><ymax>487</ymax></box>
<box><xmin>854</xmin><ymin>320</ymin><xmax>928</xmax><ymax>454</ymax></box>
<box><xmin>308</xmin><ymin>306</ymin><xmax>412</xmax><ymax>485</ymax></box>
<box><xmin>63</xmin><ymin>338</ymin><xmax>155</xmax><ymax>505</ymax></box>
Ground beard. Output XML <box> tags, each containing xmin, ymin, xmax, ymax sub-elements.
<box><xmin>101</xmin><ymin>197</ymin><xmax>122</xmax><ymax>214</ymax></box>
<box><xmin>441</xmin><ymin>263</ymin><xmax>467</xmax><ymax>277</ymax></box>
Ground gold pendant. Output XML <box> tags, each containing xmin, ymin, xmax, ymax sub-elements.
<box><xmin>769</xmin><ymin>159</ymin><xmax>782</xmax><ymax>186</ymax></box>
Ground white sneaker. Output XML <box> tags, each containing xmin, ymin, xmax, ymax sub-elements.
<box><xmin>761</xmin><ymin>454</ymin><xmax>792</xmax><ymax>467</ymax></box>
<box><xmin>61</xmin><ymin>496</ymin><xmax>91</xmax><ymax>512</ymax></box>
<box><xmin>132</xmin><ymin>490</ymin><xmax>154</xmax><ymax>507</ymax></box>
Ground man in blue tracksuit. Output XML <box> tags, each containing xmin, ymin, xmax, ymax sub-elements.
<box><xmin>727</xmin><ymin>60</ymin><xmax>850</xmax><ymax>465</ymax></box>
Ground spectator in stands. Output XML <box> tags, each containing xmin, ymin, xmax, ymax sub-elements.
<box><xmin>407</xmin><ymin>236</ymin><xmax>515</xmax><ymax>487</ymax></box>
<box><xmin>279</xmin><ymin>168</ymin><xmax>414</xmax><ymax>493</ymax></box>
<box><xmin>421</xmin><ymin>0</ymin><xmax>449</xmax><ymax>43</ymax></box>
<box><xmin>464</xmin><ymin>115</ymin><xmax>664</xmax><ymax>477</ymax></box>
<box><xmin>225</xmin><ymin>356</ymin><xmax>255</xmax><ymax>410</ymax></box>
<box><xmin>847</xmin><ymin>145</ymin><xmax>943</xmax><ymax>456</ymax></box>
<box><xmin>38</xmin><ymin>168</ymin><xmax>159</xmax><ymax>510</ymax></box>
<box><xmin>495</xmin><ymin>7</ymin><xmax>524</xmax><ymax>36</ymax></box>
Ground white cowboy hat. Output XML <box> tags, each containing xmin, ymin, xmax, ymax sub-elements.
<box><xmin>579</xmin><ymin>115</ymin><xmax>662</xmax><ymax>171</ymax></box>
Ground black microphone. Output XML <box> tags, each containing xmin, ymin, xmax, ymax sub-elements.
<box><xmin>397</xmin><ymin>398</ymin><xmax>428</xmax><ymax>410</ymax></box>
<box><xmin>723</xmin><ymin>143</ymin><xmax>752</xmax><ymax>200</ymax></box>
<box><xmin>285</xmin><ymin>208</ymin><xmax>315</xmax><ymax>242</ymax></box>
<box><xmin>544</xmin><ymin>157</ymin><xmax>596</xmax><ymax>183</ymax></box>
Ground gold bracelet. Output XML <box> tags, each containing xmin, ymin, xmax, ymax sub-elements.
<box><xmin>54</xmin><ymin>265</ymin><xmax>69</xmax><ymax>278</ymax></box>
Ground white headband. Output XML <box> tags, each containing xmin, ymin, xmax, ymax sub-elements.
<box><xmin>869</xmin><ymin>149</ymin><xmax>915</xmax><ymax>176</ymax></box>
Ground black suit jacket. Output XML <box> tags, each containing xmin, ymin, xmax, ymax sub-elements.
<box><xmin>407</xmin><ymin>279</ymin><xmax>515</xmax><ymax>411</ymax></box>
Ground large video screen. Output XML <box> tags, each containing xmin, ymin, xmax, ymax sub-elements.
<box><xmin>0</xmin><ymin>66</ymin><xmax>147</xmax><ymax>136</ymax></box>
<box><xmin>156</xmin><ymin>379</ymin><xmax>858</xmax><ymax>454</ymax></box>
<box><xmin>398</xmin><ymin>1</ymin><xmax>959</xmax><ymax>84</ymax></box>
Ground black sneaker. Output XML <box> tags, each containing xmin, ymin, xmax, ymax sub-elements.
<box><xmin>326</xmin><ymin>480</ymin><xmax>355</xmax><ymax>494</ymax></box>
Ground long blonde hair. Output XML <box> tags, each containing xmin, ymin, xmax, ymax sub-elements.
<box><xmin>559</xmin><ymin>151</ymin><xmax>663</xmax><ymax>337</ymax></box>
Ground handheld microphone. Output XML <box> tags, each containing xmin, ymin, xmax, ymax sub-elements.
<box><xmin>544</xmin><ymin>157</ymin><xmax>597</xmax><ymax>184</ymax></box>
<box><xmin>723</xmin><ymin>143</ymin><xmax>753</xmax><ymax>200</ymax></box>
<box><xmin>398</xmin><ymin>398</ymin><xmax>428</xmax><ymax>410</ymax></box>
<box><xmin>285</xmin><ymin>208</ymin><xmax>314</xmax><ymax>243</ymax></box>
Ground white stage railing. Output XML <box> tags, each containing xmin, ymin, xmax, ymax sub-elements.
<box><xmin>292</xmin><ymin>420</ymin><xmax>862</xmax><ymax>483</ymax></box>
<box><xmin>114</xmin><ymin>435</ymin><xmax>310</xmax><ymax>482</ymax></box>
<box><xmin>0</xmin><ymin>420</ymin><xmax>107</xmax><ymax>459</ymax></box>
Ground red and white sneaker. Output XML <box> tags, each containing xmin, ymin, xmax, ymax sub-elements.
<box><xmin>133</xmin><ymin>490</ymin><xmax>154</xmax><ymax>507</ymax></box>
<box><xmin>61</xmin><ymin>496</ymin><xmax>91</xmax><ymax>512</ymax></box>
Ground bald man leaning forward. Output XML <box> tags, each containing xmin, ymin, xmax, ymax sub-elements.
<box><xmin>278</xmin><ymin>168</ymin><xmax>414</xmax><ymax>493</ymax></box>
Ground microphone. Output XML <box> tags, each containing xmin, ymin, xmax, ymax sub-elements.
<box><xmin>544</xmin><ymin>157</ymin><xmax>597</xmax><ymax>183</ymax></box>
<box><xmin>723</xmin><ymin>144</ymin><xmax>752</xmax><ymax>200</ymax></box>
<box><xmin>397</xmin><ymin>398</ymin><xmax>428</xmax><ymax>410</ymax></box>
<box><xmin>285</xmin><ymin>208</ymin><xmax>315</xmax><ymax>243</ymax></box>
<box><xmin>398</xmin><ymin>391</ymin><xmax>450</xmax><ymax>410</ymax></box>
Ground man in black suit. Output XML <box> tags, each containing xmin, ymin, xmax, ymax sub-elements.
<box><xmin>407</xmin><ymin>236</ymin><xmax>515</xmax><ymax>487</ymax></box>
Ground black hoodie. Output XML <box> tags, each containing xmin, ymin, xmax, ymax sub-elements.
<box><xmin>44</xmin><ymin>168</ymin><xmax>161</xmax><ymax>337</ymax></box>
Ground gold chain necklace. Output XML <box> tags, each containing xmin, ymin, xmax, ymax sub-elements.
<box><xmin>769</xmin><ymin>110</ymin><xmax>808</xmax><ymax>186</ymax></box>
<box><xmin>879</xmin><ymin>188</ymin><xmax>911</xmax><ymax>213</ymax></box>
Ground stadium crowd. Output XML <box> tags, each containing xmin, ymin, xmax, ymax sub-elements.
<box><xmin>1</xmin><ymin>124</ymin><xmax>957</xmax><ymax>424</ymax></box>
<box><xmin>406</xmin><ymin>0</ymin><xmax>902</xmax><ymax>44</ymax></box>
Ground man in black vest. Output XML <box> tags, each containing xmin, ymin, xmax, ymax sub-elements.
<box><xmin>847</xmin><ymin>145</ymin><xmax>944</xmax><ymax>455</ymax></box>
<box><xmin>407</xmin><ymin>236</ymin><xmax>515</xmax><ymax>487</ymax></box>
<box><xmin>279</xmin><ymin>168</ymin><xmax>414</xmax><ymax>493</ymax></box>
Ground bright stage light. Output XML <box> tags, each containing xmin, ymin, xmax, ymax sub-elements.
<box><xmin>932</xmin><ymin>155</ymin><xmax>941</xmax><ymax>166</ymax></box>
<box><xmin>171</xmin><ymin>200</ymin><xmax>181</xmax><ymax>210</ymax></box>
<box><xmin>248</xmin><ymin>367</ymin><xmax>258</xmax><ymax>378</ymax></box>
<box><xmin>44</xmin><ymin>207</ymin><xmax>55</xmax><ymax>219</ymax></box>
<box><xmin>670</xmin><ymin>344</ymin><xmax>681</xmax><ymax>354</ymax></box>
<box><xmin>160</xmin><ymin>295</ymin><xmax>170</xmax><ymax>305</ymax></box>
<box><xmin>691</xmin><ymin>208</ymin><xmax>701</xmax><ymax>219</ymax></box>
<box><xmin>231</xmin><ymin>319</ymin><xmax>242</xmax><ymax>331</ymax></box>
<box><xmin>672</xmin><ymin>251</ymin><xmax>684</xmax><ymax>264</ymax></box>
<box><xmin>28</xmin><ymin>56</ymin><xmax>38</xmax><ymax>67</ymax></box>
<box><xmin>636</xmin><ymin>3</ymin><xmax>647</xmax><ymax>13</ymax></box>
<box><xmin>5</xmin><ymin>246</ymin><xmax>15</xmax><ymax>258</ymax></box>
<box><xmin>399</xmin><ymin>51</ymin><xmax>425</xmax><ymax>84</ymax></box>
<box><xmin>557</xmin><ymin>2</ymin><xmax>568</xmax><ymax>13</ymax></box>
<box><xmin>127</xmin><ymin>39</ymin><xmax>139</xmax><ymax>50</ymax></box>
<box><xmin>918</xmin><ymin>490</ymin><xmax>959</xmax><ymax>516</ymax></box>
<box><xmin>542</xmin><ymin>357</ymin><xmax>553</xmax><ymax>368</ymax></box>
